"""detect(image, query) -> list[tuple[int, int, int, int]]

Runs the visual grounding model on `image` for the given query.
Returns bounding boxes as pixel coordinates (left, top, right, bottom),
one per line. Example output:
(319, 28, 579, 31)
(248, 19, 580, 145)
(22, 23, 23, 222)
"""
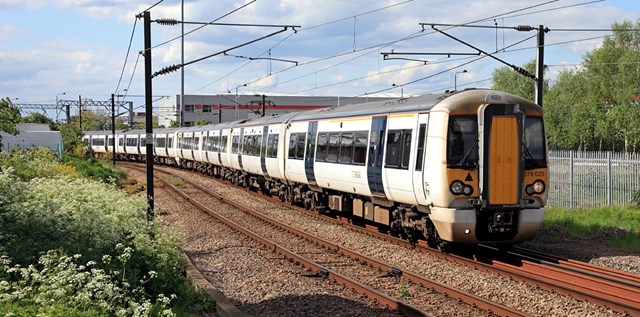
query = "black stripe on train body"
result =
(84, 89, 548, 248)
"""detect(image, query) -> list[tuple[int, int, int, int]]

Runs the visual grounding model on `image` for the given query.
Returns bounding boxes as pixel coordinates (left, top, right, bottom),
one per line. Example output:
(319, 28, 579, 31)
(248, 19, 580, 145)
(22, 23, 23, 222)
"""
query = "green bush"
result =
(63, 155, 125, 186)
(0, 169, 212, 315)
(0, 147, 78, 181)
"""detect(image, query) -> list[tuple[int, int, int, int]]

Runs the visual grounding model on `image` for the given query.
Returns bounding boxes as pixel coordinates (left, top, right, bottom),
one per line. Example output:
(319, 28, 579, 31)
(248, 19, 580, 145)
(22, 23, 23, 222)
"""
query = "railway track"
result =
(122, 162, 638, 316)
(475, 245, 640, 315)
(123, 163, 527, 317)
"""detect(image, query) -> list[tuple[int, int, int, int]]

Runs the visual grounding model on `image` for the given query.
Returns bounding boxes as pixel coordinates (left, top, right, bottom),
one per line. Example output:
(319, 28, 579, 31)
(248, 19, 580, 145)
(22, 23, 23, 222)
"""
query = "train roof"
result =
(83, 130, 126, 136)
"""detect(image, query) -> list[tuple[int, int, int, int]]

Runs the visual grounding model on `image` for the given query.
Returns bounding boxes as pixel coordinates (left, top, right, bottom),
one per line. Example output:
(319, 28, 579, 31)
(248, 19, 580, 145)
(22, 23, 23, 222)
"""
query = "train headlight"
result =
(450, 181, 465, 195)
(526, 180, 546, 195)
(533, 180, 545, 193)
(463, 185, 473, 196)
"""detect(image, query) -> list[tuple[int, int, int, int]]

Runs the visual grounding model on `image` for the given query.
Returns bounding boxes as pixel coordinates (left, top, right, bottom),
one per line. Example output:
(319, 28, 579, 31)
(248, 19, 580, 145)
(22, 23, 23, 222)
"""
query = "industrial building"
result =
(156, 93, 394, 127)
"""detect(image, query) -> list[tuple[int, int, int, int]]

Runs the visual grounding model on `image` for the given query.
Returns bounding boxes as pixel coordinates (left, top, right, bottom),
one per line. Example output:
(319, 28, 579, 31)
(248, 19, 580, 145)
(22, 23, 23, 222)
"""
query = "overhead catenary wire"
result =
(231, 0, 562, 96)
(150, 0, 258, 51)
(245, 1, 559, 96)
(191, 0, 419, 93)
(114, 19, 138, 95)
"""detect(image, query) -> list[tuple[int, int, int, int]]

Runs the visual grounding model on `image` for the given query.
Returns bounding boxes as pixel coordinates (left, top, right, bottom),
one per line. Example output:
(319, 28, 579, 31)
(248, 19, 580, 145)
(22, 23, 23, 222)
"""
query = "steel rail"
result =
(124, 164, 431, 317)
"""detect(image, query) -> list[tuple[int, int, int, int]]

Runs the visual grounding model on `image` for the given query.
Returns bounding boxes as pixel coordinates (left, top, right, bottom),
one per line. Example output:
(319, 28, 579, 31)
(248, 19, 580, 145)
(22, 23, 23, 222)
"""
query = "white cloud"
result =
(2, 0, 639, 107)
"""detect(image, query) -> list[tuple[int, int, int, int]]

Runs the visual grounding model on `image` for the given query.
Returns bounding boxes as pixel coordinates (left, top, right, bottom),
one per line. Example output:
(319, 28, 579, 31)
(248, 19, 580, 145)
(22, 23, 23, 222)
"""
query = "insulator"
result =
(156, 18, 178, 25)
(515, 25, 534, 32)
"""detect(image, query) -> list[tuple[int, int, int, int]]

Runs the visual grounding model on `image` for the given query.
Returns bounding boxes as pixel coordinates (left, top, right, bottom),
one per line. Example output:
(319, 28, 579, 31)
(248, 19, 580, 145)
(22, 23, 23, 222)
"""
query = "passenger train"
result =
(84, 89, 549, 248)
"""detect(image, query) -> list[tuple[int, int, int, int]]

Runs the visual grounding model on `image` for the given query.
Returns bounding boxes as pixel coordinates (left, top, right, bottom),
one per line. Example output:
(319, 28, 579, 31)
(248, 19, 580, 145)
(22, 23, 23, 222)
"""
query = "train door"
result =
(304, 121, 318, 185)
(367, 116, 387, 197)
(204, 130, 210, 162)
(238, 128, 244, 169)
(412, 113, 430, 206)
(260, 125, 269, 176)
(478, 104, 523, 207)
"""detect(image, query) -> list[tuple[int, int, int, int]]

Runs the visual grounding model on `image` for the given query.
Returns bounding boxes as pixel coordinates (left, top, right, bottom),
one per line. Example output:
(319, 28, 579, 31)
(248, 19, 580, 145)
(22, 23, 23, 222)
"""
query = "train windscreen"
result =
(447, 116, 478, 168)
(524, 116, 547, 168)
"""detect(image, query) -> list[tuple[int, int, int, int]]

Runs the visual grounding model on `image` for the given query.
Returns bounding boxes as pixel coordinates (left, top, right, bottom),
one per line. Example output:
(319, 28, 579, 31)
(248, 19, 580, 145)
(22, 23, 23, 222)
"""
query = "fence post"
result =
(607, 151, 612, 206)
(570, 150, 574, 209)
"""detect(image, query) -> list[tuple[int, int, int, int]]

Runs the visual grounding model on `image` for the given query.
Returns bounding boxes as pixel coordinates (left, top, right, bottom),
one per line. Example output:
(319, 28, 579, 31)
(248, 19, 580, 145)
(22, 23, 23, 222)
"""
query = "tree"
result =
(0, 97, 22, 151)
(20, 112, 56, 130)
(581, 20, 640, 152)
(195, 119, 210, 126)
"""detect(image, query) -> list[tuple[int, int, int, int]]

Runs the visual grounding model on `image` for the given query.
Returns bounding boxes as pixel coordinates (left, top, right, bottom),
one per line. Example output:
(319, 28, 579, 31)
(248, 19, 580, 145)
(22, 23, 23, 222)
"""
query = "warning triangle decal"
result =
(465, 173, 473, 181)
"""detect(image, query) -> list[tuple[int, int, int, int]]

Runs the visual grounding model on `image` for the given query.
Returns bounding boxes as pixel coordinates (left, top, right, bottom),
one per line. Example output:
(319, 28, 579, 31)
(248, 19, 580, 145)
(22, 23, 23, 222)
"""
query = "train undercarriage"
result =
(164, 158, 450, 249)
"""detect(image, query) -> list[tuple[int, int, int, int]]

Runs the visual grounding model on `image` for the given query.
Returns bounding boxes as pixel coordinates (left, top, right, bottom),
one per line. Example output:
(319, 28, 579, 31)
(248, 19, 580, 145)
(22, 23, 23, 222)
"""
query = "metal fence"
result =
(548, 150, 640, 209)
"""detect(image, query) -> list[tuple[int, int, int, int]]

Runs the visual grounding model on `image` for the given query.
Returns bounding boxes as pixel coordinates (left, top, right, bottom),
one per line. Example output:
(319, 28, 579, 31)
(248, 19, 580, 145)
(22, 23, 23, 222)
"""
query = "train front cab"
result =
(429, 95, 548, 244)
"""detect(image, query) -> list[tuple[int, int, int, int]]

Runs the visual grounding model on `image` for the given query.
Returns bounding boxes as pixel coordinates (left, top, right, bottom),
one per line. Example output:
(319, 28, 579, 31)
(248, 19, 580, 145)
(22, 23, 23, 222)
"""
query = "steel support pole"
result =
(111, 94, 116, 166)
(144, 11, 154, 222)
(535, 25, 545, 107)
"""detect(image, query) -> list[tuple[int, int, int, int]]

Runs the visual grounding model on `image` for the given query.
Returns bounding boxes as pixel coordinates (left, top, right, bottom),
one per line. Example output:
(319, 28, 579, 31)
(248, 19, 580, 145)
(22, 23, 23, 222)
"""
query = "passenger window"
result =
(267, 134, 278, 158)
(232, 135, 241, 154)
(316, 133, 327, 162)
(339, 133, 353, 163)
(327, 133, 340, 163)
(401, 130, 411, 168)
(353, 132, 368, 165)
(385, 129, 412, 170)
(288, 133, 306, 159)
(415, 124, 426, 171)
(220, 136, 228, 152)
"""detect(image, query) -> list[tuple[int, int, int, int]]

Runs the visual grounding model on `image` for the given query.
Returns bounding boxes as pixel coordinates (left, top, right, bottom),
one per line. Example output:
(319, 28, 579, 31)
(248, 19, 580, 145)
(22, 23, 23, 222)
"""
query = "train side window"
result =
(401, 130, 412, 168)
(326, 133, 340, 163)
(353, 131, 368, 165)
(339, 133, 354, 163)
(415, 124, 426, 171)
(126, 137, 137, 147)
(316, 133, 328, 161)
(156, 137, 166, 148)
(167, 137, 173, 148)
(384, 130, 402, 168)
(220, 135, 228, 152)
(288, 134, 298, 158)
(243, 135, 261, 156)
(232, 135, 241, 154)
(211, 136, 219, 151)
(266, 134, 278, 158)
(288, 133, 306, 159)
(385, 129, 412, 170)
(108, 137, 114, 146)
(255, 135, 262, 156)
(297, 134, 306, 159)
(194, 137, 200, 151)
(242, 135, 251, 155)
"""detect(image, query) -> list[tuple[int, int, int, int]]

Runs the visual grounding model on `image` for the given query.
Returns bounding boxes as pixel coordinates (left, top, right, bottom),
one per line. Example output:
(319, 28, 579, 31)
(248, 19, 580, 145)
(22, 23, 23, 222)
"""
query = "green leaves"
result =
(495, 20, 640, 152)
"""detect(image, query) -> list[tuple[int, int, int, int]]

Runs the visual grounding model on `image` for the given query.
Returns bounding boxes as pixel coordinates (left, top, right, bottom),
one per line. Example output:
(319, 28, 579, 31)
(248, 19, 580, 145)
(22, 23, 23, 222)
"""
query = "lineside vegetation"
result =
(0, 147, 213, 316)
(543, 206, 640, 253)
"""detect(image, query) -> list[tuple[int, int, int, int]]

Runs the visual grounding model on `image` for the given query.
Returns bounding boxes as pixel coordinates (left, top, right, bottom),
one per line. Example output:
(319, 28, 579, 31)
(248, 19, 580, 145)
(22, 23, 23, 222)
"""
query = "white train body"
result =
(85, 89, 549, 246)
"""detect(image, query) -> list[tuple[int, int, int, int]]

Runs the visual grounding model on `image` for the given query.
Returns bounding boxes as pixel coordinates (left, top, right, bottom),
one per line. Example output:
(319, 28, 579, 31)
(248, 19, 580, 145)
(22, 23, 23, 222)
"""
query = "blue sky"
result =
(1, 0, 638, 117)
